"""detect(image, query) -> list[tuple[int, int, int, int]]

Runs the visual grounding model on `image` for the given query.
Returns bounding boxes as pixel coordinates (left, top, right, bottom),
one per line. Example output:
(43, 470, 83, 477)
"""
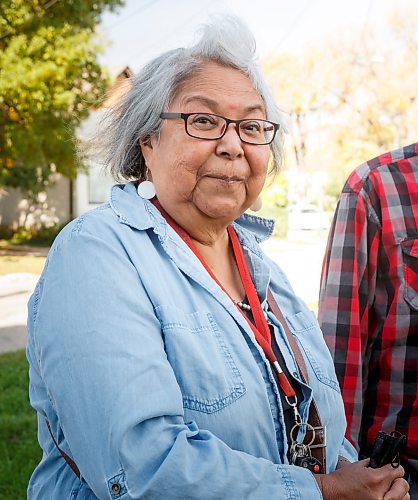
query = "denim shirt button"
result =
(111, 483, 122, 495)
(293, 371, 299, 379)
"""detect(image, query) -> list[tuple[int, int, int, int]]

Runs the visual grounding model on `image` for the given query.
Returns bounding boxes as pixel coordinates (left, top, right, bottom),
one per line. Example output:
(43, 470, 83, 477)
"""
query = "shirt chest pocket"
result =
(401, 238, 418, 310)
(286, 310, 341, 392)
(155, 305, 246, 414)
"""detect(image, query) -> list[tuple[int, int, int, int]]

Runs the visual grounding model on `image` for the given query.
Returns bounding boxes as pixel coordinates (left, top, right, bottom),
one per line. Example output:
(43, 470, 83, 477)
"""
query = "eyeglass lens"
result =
(186, 113, 275, 144)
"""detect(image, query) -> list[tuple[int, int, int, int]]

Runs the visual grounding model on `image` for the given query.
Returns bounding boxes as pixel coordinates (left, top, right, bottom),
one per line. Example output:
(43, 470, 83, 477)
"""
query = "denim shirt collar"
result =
(109, 182, 275, 254)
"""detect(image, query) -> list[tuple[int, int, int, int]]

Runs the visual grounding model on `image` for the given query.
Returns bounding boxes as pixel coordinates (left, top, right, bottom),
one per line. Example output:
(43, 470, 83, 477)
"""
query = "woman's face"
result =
(141, 62, 271, 224)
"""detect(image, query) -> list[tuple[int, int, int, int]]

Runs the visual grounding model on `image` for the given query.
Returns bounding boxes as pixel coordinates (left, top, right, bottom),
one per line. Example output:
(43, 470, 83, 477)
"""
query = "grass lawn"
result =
(0, 350, 41, 499)
(0, 255, 46, 275)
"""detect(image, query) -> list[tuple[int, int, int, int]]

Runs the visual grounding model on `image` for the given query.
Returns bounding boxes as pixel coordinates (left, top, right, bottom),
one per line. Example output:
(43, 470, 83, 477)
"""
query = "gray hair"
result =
(88, 15, 286, 181)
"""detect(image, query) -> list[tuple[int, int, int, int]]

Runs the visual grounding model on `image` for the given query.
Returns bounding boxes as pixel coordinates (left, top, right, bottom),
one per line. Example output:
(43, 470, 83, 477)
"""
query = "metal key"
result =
(289, 442, 309, 465)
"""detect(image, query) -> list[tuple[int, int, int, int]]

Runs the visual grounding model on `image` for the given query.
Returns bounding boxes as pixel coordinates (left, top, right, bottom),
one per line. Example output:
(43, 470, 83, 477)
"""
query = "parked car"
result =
(287, 204, 330, 231)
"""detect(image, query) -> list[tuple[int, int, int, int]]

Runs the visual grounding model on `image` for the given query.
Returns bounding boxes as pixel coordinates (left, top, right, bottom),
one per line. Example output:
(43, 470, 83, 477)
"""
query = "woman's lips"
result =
(204, 174, 244, 184)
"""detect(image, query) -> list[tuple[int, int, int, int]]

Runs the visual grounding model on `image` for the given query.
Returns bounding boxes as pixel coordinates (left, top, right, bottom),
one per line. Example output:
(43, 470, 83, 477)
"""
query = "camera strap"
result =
(45, 419, 81, 478)
(267, 290, 326, 473)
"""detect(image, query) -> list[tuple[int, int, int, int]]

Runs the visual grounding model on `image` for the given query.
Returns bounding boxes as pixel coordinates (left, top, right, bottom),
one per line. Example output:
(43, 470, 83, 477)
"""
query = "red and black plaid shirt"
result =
(318, 143, 418, 471)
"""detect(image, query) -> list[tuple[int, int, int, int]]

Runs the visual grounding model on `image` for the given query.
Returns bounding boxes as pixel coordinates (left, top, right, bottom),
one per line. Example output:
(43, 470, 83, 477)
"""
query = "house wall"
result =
(0, 175, 71, 228)
(75, 166, 113, 216)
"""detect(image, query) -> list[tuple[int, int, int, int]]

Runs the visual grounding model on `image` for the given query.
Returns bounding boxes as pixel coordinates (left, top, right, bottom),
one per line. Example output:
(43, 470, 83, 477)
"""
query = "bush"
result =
(9, 222, 69, 247)
(0, 225, 14, 240)
(256, 174, 289, 238)
(257, 205, 288, 238)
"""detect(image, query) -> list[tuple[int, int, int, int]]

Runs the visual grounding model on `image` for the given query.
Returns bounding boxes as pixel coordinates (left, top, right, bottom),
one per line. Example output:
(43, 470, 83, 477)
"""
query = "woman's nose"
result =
(215, 123, 244, 160)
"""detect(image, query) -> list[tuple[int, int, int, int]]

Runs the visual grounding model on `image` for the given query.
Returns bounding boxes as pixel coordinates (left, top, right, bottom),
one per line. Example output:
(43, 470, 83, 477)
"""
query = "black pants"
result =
(404, 464, 418, 499)
(409, 478, 417, 499)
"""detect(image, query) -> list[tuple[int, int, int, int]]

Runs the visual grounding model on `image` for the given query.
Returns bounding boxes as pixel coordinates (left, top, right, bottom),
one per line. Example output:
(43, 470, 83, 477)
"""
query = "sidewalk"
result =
(0, 244, 48, 353)
(0, 273, 39, 353)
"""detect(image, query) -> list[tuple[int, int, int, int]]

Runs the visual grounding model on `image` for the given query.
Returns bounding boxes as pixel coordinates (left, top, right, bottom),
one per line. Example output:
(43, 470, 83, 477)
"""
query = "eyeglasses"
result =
(160, 112, 279, 145)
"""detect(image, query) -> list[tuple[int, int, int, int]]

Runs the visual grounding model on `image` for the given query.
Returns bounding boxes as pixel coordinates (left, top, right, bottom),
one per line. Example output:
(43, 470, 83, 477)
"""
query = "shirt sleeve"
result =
(31, 224, 323, 500)
(338, 436, 358, 462)
(318, 190, 380, 451)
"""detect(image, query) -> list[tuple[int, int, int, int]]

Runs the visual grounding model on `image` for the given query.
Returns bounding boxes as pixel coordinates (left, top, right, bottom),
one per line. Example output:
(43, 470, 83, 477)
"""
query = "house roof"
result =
(103, 66, 134, 108)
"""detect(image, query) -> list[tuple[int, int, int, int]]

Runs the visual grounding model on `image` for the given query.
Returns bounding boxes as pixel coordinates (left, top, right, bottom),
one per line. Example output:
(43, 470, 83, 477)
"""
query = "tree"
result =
(0, 0, 123, 201)
(263, 49, 334, 205)
(263, 5, 418, 206)
(264, 49, 330, 174)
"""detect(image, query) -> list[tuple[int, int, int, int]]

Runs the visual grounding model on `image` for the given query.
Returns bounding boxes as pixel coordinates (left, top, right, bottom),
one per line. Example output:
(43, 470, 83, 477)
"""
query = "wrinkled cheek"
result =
(258, 159, 270, 180)
(166, 162, 199, 200)
(248, 172, 268, 197)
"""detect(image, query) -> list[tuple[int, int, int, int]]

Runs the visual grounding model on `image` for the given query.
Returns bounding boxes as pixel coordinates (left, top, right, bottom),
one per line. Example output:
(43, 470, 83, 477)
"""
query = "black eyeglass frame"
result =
(160, 112, 279, 145)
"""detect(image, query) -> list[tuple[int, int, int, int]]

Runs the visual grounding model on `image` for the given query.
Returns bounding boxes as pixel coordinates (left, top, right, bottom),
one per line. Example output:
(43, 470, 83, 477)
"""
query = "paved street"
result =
(0, 273, 39, 353)
(0, 231, 328, 353)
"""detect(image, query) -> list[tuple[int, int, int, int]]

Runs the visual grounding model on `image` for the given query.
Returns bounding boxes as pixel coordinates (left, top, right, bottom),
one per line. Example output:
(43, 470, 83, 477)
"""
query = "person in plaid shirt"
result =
(318, 143, 418, 495)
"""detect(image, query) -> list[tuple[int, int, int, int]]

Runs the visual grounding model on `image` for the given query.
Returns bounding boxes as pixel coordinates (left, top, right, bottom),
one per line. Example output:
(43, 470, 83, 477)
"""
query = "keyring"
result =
(289, 422, 316, 447)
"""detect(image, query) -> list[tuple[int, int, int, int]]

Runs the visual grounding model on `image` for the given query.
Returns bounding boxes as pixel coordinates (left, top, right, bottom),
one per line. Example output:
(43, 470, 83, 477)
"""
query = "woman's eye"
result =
(242, 121, 262, 133)
(191, 114, 217, 127)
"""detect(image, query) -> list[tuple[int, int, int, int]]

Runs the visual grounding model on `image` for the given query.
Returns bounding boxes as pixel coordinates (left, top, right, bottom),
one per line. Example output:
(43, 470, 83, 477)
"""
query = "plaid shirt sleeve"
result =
(318, 184, 381, 450)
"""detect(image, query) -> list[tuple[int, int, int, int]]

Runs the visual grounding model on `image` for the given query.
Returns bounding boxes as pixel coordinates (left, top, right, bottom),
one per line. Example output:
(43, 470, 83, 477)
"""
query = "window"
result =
(88, 163, 113, 204)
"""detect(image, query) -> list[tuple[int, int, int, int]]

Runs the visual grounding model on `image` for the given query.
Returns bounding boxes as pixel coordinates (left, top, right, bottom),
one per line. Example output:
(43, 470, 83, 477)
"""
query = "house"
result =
(0, 67, 133, 231)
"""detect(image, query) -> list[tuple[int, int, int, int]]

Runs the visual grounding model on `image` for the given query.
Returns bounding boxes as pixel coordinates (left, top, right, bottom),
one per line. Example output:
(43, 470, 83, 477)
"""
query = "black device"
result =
(294, 455, 322, 473)
(369, 431, 406, 469)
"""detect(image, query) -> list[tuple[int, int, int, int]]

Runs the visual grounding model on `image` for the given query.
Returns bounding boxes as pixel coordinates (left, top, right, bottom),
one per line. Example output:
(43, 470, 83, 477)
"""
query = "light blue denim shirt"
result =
(27, 182, 356, 499)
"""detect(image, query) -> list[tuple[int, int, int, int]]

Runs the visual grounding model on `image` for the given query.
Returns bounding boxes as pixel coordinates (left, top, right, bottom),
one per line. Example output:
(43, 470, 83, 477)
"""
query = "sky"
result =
(98, 0, 413, 73)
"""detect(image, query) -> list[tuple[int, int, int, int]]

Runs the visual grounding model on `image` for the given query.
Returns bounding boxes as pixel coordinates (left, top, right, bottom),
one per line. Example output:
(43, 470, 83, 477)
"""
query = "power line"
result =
(265, 0, 312, 56)
(119, 1, 214, 67)
(105, 0, 158, 31)
(360, 0, 374, 41)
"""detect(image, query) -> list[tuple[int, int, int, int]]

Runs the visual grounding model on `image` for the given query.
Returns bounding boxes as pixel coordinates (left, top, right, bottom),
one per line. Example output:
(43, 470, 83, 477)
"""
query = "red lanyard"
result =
(152, 199, 297, 403)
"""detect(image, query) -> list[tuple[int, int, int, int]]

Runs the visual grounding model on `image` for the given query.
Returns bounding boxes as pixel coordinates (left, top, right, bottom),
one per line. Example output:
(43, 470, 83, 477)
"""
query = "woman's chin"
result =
(194, 197, 245, 221)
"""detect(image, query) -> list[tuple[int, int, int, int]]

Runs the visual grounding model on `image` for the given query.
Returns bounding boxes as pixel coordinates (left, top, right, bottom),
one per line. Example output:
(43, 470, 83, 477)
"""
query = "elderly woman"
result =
(27, 17, 409, 500)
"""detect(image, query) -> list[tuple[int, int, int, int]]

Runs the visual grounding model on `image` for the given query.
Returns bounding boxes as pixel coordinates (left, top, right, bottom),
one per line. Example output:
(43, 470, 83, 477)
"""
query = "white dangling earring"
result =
(249, 196, 262, 212)
(137, 169, 156, 200)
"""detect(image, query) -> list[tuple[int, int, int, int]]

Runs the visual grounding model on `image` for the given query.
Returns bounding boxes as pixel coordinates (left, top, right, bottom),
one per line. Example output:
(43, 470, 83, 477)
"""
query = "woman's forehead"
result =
(171, 62, 265, 115)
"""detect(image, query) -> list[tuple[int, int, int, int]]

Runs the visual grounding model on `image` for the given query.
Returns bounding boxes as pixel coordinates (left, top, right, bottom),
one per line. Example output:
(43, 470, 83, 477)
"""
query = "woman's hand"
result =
(336, 455, 351, 469)
(314, 459, 410, 500)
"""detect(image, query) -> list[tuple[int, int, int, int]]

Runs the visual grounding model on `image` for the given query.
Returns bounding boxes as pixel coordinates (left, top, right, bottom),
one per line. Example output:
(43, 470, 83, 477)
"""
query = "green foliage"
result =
(257, 174, 289, 238)
(0, 0, 123, 196)
(0, 350, 41, 499)
(262, 174, 288, 208)
(258, 205, 288, 239)
(0, 220, 68, 247)
(0, 224, 14, 240)
(8, 221, 68, 246)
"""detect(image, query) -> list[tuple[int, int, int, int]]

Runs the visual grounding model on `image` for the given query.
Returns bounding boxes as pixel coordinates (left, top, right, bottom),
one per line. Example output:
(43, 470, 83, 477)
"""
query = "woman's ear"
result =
(139, 135, 152, 149)
(139, 136, 154, 166)
(140, 131, 161, 174)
